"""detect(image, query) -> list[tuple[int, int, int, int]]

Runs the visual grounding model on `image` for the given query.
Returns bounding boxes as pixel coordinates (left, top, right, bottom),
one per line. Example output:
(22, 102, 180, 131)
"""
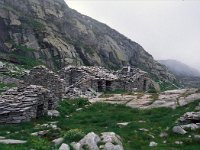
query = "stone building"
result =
(23, 65, 65, 99)
(59, 66, 155, 98)
(0, 85, 58, 123)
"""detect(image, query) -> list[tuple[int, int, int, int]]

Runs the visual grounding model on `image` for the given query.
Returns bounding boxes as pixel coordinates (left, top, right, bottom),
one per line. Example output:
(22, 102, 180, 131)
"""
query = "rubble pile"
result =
(0, 85, 58, 123)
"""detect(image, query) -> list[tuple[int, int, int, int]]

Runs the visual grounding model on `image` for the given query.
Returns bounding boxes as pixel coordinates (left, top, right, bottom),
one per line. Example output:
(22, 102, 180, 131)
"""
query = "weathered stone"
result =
(172, 126, 187, 135)
(59, 143, 70, 150)
(175, 141, 183, 145)
(48, 110, 60, 117)
(31, 130, 49, 136)
(0, 85, 58, 124)
(71, 142, 82, 150)
(0, 139, 27, 144)
(181, 123, 199, 131)
(79, 132, 100, 150)
(159, 132, 168, 138)
(52, 137, 64, 145)
(117, 122, 129, 127)
(149, 141, 158, 147)
(101, 132, 122, 146)
(104, 142, 124, 150)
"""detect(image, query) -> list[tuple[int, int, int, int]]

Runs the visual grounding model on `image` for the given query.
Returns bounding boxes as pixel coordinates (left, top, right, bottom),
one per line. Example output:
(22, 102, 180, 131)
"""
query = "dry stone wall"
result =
(0, 85, 58, 123)
(23, 66, 64, 99)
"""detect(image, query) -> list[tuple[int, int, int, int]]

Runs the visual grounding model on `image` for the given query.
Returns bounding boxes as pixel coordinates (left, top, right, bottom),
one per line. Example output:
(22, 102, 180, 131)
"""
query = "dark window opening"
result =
(106, 81, 112, 91)
(48, 100, 53, 110)
(98, 81, 103, 92)
(143, 80, 147, 91)
(36, 104, 44, 118)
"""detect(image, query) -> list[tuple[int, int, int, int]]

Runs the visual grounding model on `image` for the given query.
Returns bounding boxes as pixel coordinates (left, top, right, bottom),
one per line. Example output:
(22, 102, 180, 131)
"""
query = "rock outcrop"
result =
(0, 0, 176, 83)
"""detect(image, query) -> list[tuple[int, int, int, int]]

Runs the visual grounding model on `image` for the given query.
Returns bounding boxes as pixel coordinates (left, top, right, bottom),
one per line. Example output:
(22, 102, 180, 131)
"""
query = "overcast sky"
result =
(66, 0, 200, 71)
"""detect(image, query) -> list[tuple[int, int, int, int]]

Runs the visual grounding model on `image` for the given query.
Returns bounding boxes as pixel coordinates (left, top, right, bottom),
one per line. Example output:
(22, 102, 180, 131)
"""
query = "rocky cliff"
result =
(0, 0, 175, 82)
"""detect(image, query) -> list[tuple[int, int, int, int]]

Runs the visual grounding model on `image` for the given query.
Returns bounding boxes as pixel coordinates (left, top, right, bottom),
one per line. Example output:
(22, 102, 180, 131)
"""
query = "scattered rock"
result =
(181, 123, 199, 131)
(52, 137, 64, 145)
(139, 128, 149, 132)
(48, 110, 60, 118)
(172, 126, 187, 135)
(59, 143, 70, 150)
(159, 132, 168, 138)
(31, 130, 49, 136)
(76, 108, 83, 111)
(117, 122, 129, 127)
(175, 141, 183, 145)
(79, 132, 100, 150)
(71, 142, 82, 150)
(149, 141, 157, 147)
(0, 136, 5, 139)
(104, 142, 124, 150)
(101, 132, 122, 145)
(0, 139, 27, 144)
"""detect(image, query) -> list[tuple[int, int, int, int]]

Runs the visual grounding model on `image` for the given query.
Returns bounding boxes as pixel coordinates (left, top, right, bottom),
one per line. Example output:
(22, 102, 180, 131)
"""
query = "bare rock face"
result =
(0, 0, 176, 83)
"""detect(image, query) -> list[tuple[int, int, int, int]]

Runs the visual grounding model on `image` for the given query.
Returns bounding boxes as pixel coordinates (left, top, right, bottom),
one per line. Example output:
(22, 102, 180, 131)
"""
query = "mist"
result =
(66, 0, 200, 71)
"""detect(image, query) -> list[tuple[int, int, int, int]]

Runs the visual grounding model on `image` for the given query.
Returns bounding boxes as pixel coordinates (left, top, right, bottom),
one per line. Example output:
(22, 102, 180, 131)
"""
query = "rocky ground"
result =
(0, 96, 200, 149)
(90, 88, 200, 109)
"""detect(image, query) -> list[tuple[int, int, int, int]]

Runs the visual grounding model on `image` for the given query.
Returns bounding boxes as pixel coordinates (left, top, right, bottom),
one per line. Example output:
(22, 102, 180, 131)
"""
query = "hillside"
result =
(158, 59, 200, 88)
(158, 59, 200, 77)
(0, 0, 175, 82)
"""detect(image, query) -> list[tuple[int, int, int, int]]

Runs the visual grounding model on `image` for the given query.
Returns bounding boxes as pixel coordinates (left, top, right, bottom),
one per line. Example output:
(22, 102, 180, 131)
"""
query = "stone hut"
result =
(23, 66, 64, 99)
(0, 85, 58, 123)
(59, 66, 154, 98)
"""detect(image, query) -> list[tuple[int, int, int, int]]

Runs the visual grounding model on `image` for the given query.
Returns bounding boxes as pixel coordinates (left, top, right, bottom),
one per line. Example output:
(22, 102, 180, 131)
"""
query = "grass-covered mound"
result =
(0, 98, 200, 150)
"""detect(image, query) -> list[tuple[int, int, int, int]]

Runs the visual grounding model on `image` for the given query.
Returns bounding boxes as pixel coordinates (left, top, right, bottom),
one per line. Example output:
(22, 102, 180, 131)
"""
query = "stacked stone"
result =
(23, 65, 64, 99)
(0, 85, 58, 124)
(60, 65, 154, 98)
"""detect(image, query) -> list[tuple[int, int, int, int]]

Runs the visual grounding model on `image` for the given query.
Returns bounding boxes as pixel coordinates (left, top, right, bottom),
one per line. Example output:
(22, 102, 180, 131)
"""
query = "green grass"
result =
(15, 45, 35, 52)
(159, 81, 178, 92)
(0, 82, 16, 93)
(0, 98, 200, 149)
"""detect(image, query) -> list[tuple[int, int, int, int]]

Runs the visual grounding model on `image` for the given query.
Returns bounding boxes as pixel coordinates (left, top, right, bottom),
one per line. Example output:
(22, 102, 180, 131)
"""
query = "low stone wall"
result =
(0, 85, 58, 123)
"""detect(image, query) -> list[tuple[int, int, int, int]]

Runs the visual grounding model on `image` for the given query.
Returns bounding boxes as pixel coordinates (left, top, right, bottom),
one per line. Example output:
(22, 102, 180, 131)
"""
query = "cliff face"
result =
(0, 0, 175, 82)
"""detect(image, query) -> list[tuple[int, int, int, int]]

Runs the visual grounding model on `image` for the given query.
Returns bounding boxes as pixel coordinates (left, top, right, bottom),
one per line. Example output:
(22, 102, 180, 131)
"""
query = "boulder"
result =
(149, 141, 158, 147)
(52, 137, 64, 145)
(48, 110, 60, 117)
(104, 142, 124, 150)
(101, 132, 122, 145)
(172, 126, 187, 135)
(59, 143, 70, 150)
(79, 132, 101, 150)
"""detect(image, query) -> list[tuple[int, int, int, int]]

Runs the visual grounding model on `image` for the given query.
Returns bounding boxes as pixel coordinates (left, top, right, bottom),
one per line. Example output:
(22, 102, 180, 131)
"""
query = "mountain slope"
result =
(0, 0, 175, 82)
(158, 59, 200, 77)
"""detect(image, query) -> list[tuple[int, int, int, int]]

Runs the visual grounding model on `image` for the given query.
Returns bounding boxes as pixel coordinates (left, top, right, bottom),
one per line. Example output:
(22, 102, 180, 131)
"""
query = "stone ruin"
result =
(0, 85, 58, 123)
(23, 66, 65, 99)
(59, 66, 155, 98)
(0, 65, 157, 123)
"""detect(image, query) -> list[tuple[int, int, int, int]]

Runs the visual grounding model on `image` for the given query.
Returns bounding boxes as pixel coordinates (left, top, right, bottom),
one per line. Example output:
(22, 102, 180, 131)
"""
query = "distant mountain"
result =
(158, 59, 200, 77)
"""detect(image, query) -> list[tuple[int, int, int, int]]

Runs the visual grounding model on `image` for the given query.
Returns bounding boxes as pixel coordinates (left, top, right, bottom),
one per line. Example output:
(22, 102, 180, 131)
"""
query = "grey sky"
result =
(66, 0, 200, 71)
